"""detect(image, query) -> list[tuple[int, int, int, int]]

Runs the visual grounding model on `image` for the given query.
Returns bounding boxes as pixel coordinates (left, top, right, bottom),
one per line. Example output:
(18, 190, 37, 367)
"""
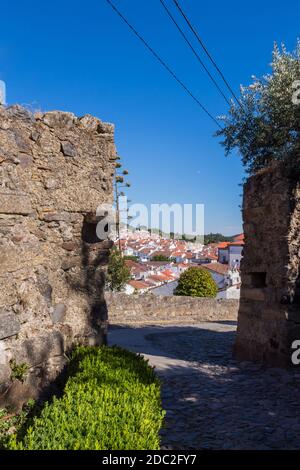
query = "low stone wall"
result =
(106, 293, 239, 325)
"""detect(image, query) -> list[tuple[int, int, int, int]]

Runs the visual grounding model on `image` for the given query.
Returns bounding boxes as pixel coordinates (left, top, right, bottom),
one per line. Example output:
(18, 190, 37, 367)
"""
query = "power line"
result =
(172, 0, 242, 108)
(104, 0, 222, 129)
(159, 0, 231, 107)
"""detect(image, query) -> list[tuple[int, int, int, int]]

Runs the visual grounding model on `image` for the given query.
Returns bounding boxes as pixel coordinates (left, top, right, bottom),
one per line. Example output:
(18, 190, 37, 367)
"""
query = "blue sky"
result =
(1, 0, 299, 235)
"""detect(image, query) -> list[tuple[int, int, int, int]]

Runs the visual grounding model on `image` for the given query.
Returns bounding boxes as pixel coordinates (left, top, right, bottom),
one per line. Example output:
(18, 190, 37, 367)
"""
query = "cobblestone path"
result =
(108, 323, 300, 450)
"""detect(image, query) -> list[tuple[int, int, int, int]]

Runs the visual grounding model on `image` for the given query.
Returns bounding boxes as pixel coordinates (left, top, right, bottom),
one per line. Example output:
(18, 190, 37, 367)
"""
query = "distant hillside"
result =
(122, 226, 235, 245)
(204, 233, 234, 245)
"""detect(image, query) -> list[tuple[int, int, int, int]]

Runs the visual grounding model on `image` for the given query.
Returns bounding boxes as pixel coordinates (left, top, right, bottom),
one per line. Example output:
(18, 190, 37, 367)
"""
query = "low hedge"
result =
(8, 346, 165, 450)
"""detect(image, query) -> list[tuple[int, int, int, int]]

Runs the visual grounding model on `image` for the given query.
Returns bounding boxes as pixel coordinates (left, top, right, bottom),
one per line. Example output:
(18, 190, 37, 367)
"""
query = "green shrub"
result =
(151, 255, 170, 262)
(0, 401, 35, 449)
(8, 346, 165, 450)
(174, 266, 218, 298)
(9, 359, 29, 383)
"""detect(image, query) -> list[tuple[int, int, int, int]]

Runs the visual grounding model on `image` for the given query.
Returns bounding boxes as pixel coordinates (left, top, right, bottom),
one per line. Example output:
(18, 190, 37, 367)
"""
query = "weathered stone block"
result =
(0, 193, 32, 215)
(30, 130, 40, 142)
(0, 246, 45, 274)
(51, 303, 67, 323)
(79, 114, 101, 132)
(62, 241, 78, 251)
(42, 211, 71, 222)
(44, 178, 59, 190)
(0, 340, 11, 385)
(16, 154, 33, 168)
(13, 332, 65, 367)
(61, 141, 77, 158)
(0, 312, 20, 339)
(42, 111, 76, 129)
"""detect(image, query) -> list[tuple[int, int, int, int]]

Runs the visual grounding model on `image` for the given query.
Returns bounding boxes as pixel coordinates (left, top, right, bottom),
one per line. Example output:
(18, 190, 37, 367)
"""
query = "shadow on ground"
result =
(108, 323, 300, 450)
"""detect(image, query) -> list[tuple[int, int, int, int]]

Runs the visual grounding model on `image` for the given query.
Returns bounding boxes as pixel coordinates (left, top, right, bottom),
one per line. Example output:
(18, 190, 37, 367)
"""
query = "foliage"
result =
(9, 360, 29, 383)
(204, 233, 234, 245)
(0, 400, 35, 449)
(106, 247, 131, 291)
(124, 255, 139, 262)
(174, 267, 218, 298)
(178, 234, 195, 242)
(151, 254, 170, 262)
(7, 346, 165, 450)
(216, 42, 300, 174)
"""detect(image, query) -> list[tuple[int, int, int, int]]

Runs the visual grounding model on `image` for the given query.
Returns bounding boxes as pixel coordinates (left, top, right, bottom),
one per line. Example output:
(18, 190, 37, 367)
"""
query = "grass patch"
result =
(6, 346, 165, 450)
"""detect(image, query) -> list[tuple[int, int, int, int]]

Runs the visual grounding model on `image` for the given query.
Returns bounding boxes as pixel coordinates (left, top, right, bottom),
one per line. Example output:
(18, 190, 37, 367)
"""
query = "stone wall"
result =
(106, 292, 239, 324)
(234, 163, 300, 367)
(0, 105, 115, 409)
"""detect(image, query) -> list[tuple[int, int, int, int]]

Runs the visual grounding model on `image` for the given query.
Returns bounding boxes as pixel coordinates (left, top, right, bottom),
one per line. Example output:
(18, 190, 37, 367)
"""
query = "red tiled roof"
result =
(171, 251, 184, 257)
(128, 280, 150, 290)
(145, 261, 171, 267)
(229, 241, 244, 247)
(125, 260, 148, 271)
(138, 247, 154, 254)
(161, 269, 176, 278)
(217, 242, 229, 249)
(147, 274, 165, 282)
(233, 233, 244, 242)
(202, 263, 229, 275)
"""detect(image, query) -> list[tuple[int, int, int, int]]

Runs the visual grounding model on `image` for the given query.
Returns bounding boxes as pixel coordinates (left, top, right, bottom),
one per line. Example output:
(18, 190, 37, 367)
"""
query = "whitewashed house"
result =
(123, 246, 135, 257)
(218, 245, 229, 264)
(202, 263, 241, 299)
(228, 243, 243, 269)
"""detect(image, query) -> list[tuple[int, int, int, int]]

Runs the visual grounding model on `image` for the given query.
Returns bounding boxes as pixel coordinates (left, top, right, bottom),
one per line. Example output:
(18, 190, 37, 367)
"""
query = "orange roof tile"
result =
(147, 274, 165, 282)
(217, 242, 229, 249)
(128, 280, 150, 290)
(125, 260, 148, 271)
(202, 263, 229, 275)
(233, 233, 244, 242)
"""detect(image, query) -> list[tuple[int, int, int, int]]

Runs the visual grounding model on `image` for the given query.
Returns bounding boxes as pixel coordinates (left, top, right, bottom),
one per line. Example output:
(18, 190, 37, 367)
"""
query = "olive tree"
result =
(216, 42, 300, 174)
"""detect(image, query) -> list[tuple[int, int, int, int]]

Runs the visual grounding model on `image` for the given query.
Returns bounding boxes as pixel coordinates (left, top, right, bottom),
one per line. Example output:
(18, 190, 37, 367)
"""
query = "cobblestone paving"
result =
(109, 323, 300, 450)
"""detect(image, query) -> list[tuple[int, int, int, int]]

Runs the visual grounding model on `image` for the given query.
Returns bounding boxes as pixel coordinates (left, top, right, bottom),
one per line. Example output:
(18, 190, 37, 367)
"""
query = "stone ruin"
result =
(0, 105, 115, 409)
(234, 163, 300, 367)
